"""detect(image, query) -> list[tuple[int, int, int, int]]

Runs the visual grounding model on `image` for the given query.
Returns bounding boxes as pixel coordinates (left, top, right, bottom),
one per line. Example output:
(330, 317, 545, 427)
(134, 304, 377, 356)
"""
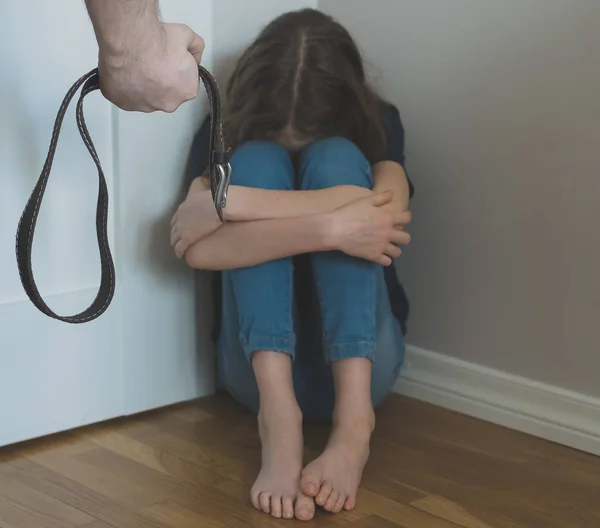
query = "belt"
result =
(15, 66, 231, 324)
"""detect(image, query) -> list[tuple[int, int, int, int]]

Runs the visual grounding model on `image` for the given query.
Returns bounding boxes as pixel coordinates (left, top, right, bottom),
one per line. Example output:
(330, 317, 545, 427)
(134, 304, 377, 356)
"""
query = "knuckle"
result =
(163, 101, 179, 113)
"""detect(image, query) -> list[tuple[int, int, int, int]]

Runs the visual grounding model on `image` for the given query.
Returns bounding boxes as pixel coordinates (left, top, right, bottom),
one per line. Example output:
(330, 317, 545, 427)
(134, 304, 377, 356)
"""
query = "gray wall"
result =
(321, 0, 600, 397)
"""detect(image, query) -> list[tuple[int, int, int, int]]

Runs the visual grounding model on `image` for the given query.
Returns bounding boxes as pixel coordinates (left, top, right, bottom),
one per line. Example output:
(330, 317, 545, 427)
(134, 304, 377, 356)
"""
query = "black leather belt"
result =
(15, 66, 231, 324)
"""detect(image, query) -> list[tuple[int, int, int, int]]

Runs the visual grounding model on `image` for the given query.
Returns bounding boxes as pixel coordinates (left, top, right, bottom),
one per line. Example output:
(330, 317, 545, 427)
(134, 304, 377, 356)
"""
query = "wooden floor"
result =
(1, 393, 599, 528)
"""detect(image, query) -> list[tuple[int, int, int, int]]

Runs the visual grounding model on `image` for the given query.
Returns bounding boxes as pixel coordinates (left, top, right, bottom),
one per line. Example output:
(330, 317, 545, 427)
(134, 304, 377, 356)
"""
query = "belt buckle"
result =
(213, 162, 232, 222)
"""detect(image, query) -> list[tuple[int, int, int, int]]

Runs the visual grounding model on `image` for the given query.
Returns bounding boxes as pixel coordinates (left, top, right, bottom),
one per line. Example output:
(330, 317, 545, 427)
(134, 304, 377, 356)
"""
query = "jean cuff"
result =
(242, 334, 296, 363)
(325, 341, 375, 364)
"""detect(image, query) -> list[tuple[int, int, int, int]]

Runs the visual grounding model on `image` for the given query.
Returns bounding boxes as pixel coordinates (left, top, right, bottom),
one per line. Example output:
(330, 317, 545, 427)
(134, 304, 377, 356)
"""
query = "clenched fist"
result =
(99, 23, 204, 113)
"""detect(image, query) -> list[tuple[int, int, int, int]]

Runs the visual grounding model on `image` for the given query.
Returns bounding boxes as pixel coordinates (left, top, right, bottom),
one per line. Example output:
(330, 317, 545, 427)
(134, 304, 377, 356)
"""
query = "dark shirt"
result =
(184, 100, 414, 340)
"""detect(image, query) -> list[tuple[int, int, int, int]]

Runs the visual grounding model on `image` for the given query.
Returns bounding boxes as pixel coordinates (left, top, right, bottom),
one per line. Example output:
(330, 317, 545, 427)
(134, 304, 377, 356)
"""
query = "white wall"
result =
(320, 0, 600, 397)
(116, 0, 215, 416)
(0, 0, 320, 447)
(0, 0, 121, 447)
(0, 0, 213, 446)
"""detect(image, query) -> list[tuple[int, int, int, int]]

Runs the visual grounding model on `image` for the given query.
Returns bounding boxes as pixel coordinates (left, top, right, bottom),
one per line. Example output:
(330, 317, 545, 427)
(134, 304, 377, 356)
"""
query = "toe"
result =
(315, 480, 333, 506)
(344, 496, 356, 511)
(324, 491, 339, 512)
(333, 494, 346, 513)
(259, 493, 271, 514)
(250, 489, 261, 510)
(300, 469, 321, 497)
(270, 495, 282, 518)
(282, 494, 294, 519)
(295, 493, 316, 521)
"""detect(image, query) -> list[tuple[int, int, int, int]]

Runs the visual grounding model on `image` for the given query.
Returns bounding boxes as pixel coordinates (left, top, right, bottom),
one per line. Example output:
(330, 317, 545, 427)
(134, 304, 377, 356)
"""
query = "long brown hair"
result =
(223, 9, 386, 163)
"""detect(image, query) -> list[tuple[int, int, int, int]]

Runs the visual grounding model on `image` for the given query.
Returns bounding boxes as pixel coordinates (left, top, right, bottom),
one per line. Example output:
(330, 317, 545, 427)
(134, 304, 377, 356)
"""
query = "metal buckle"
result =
(213, 162, 232, 222)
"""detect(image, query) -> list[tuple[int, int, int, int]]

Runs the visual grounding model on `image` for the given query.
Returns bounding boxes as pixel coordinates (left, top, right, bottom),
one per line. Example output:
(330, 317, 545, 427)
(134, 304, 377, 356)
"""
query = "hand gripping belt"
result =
(15, 66, 231, 324)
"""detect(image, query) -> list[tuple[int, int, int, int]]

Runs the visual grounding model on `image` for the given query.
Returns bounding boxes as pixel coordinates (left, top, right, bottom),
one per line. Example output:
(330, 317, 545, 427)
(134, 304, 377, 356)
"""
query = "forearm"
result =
(223, 184, 371, 222)
(372, 161, 410, 213)
(85, 0, 161, 56)
(185, 215, 333, 271)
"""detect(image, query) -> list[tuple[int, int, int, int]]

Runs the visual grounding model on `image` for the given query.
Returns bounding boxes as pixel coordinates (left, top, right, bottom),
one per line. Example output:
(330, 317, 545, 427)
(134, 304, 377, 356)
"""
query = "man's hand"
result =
(85, 0, 204, 112)
(324, 191, 412, 266)
(170, 189, 221, 258)
(99, 22, 204, 112)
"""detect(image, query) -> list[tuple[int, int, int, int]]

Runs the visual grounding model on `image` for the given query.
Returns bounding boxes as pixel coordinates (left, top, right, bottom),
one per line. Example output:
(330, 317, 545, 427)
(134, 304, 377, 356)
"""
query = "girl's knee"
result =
(231, 141, 294, 190)
(300, 137, 372, 190)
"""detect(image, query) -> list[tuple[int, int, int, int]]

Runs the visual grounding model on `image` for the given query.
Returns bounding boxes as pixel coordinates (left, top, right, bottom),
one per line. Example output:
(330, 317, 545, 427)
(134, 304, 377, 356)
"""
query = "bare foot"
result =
(301, 407, 374, 513)
(250, 400, 315, 521)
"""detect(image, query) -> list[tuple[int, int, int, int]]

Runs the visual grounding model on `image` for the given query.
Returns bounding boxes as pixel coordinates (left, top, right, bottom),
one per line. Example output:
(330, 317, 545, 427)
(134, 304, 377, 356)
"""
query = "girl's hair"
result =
(223, 8, 385, 163)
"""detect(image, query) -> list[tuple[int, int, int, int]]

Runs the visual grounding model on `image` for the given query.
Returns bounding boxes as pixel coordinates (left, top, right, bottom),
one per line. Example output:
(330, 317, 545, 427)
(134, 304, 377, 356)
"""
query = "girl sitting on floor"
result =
(170, 8, 414, 522)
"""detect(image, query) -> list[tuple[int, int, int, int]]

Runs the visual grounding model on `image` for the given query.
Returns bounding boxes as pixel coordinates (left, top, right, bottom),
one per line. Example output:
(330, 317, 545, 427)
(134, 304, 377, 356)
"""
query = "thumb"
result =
(187, 29, 205, 63)
(370, 189, 393, 207)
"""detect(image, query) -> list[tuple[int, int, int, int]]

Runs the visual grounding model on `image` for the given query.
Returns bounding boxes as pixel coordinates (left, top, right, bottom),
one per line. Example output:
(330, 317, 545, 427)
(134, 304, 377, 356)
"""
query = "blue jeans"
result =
(217, 138, 405, 422)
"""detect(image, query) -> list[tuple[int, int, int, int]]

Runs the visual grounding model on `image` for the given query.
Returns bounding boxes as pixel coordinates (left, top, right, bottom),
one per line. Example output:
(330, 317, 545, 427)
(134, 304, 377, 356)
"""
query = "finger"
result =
(378, 254, 392, 266)
(390, 230, 411, 246)
(174, 239, 189, 259)
(386, 243, 402, 259)
(187, 28, 206, 63)
(170, 229, 180, 249)
(393, 210, 412, 225)
(370, 189, 393, 206)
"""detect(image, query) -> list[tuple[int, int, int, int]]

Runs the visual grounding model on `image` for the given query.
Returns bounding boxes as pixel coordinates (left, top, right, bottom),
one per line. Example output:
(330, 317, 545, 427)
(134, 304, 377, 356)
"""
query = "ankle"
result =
(332, 403, 375, 436)
(259, 398, 302, 426)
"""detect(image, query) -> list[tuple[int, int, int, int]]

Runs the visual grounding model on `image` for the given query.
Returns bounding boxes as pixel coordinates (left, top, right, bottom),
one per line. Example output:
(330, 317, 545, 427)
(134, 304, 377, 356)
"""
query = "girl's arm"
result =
(176, 166, 411, 270)
(219, 183, 371, 221)
(184, 192, 411, 270)
(184, 214, 332, 270)
(170, 176, 372, 258)
(372, 161, 411, 214)
(198, 160, 409, 222)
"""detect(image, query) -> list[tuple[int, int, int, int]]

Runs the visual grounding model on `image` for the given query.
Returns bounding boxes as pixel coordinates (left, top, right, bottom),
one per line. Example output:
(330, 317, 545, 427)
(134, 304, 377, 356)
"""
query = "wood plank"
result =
(0, 476, 94, 527)
(411, 495, 496, 528)
(6, 459, 171, 528)
(1, 393, 599, 527)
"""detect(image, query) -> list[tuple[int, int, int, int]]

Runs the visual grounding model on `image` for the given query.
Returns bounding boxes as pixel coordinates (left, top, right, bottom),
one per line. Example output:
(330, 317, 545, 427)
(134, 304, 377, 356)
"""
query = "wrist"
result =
(100, 23, 163, 65)
(318, 212, 340, 251)
(88, 0, 162, 59)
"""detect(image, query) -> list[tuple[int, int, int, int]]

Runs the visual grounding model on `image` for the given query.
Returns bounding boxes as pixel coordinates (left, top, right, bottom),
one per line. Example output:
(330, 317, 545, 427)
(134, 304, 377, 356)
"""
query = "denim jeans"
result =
(217, 137, 405, 422)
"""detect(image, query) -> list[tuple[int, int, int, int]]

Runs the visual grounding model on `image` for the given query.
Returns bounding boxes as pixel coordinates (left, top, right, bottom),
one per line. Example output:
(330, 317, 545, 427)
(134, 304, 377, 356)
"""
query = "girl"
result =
(170, 8, 414, 522)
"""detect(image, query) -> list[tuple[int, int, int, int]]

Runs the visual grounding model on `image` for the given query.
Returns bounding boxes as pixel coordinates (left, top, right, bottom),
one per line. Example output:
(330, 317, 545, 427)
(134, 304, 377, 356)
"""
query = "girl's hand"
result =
(170, 189, 221, 258)
(326, 191, 412, 266)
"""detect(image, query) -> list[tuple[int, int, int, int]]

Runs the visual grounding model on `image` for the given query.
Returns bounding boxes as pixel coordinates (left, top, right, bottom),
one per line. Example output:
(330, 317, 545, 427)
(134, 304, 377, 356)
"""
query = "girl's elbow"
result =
(184, 247, 212, 270)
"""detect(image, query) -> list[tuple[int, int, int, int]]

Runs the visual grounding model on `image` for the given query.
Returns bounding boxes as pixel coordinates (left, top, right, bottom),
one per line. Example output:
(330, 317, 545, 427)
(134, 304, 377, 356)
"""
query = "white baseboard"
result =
(394, 345, 600, 456)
